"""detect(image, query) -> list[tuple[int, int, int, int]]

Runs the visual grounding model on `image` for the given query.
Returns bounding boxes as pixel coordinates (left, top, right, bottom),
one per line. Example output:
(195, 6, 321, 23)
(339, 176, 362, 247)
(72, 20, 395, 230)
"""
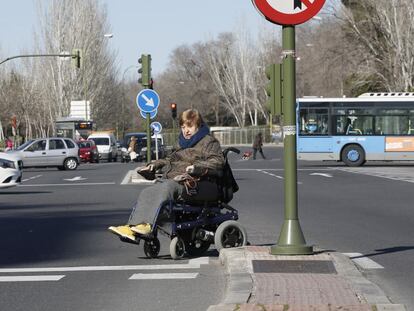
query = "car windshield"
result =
(78, 141, 91, 148)
(16, 140, 34, 151)
(90, 138, 109, 145)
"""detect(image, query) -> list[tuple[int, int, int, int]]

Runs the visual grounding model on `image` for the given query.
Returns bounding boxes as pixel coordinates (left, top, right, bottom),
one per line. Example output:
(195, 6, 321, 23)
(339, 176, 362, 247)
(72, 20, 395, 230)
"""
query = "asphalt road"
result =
(1, 147, 414, 310)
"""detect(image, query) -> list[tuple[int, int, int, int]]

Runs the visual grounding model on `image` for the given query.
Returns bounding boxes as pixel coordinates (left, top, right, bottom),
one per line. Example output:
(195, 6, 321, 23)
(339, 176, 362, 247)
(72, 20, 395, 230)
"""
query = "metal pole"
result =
(146, 113, 151, 162)
(271, 25, 313, 255)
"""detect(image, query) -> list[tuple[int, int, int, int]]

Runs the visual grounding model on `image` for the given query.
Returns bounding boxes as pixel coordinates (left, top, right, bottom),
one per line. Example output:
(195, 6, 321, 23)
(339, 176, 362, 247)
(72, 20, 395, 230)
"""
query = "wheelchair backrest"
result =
(220, 147, 240, 203)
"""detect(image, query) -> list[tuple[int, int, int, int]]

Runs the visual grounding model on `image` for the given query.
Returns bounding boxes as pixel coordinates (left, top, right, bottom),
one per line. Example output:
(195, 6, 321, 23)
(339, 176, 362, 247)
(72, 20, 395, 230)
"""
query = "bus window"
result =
(299, 109, 328, 135)
(375, 115, 409, 135)
(335, 116, 374, 135)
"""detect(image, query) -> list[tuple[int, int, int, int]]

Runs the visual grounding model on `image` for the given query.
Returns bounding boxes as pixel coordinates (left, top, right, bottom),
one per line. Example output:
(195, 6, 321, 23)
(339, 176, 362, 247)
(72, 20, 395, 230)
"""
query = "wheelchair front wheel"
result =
(143, 238, 160, 258)
(214, 220, 247, 252)
(170, 236, 186, 260)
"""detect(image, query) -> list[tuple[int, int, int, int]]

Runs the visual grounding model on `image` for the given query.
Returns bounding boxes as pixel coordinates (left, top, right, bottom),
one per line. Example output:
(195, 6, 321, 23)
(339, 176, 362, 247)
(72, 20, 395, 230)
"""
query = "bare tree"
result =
(339, 0, 414, 92)
(34, 0, 118, 131)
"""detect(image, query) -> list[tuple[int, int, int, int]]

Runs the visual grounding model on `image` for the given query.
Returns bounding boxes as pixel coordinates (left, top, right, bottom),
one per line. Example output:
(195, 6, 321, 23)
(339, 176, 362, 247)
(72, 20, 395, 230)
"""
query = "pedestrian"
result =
(5, 138, 13, 151)
(128, 136, 138, 162)
(252, 132, 266, 160)
(108, 109, 225, 242)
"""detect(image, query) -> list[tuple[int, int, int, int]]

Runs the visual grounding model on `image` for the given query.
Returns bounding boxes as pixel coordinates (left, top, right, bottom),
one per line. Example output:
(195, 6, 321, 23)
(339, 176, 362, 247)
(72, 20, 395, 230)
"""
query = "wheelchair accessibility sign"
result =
(252, 0, 325, 25)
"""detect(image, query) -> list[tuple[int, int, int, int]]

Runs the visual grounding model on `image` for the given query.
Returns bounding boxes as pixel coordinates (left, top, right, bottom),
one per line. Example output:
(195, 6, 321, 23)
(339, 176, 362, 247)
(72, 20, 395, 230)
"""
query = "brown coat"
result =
(152, 134, 224, 179)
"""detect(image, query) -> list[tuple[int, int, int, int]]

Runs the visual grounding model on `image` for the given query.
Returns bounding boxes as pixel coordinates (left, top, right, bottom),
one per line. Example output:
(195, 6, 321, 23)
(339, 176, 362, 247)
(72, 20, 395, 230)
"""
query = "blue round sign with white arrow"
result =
(136, 89, 160, 113)
(150, 121, 162, 134)
(140, 109, 157, 119)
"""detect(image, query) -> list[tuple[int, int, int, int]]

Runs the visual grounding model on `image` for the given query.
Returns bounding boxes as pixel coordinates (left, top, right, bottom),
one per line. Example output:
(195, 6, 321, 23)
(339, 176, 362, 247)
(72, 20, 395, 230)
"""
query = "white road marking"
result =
(129, 273, 198, 280)
(334, 167, 414, 184)
(19, 182, 116, 187)
(64, 176, 87, 181)
(310, 173, 333, 178)
(0, 257, 210, 273)
(343, 253, 384, 269)
(121, 170, 135, 185)
(0, 275, 65, 282)
(256, 169, 302, 184)
(233, 168, 335, 171)
(22, 174, 42, 182)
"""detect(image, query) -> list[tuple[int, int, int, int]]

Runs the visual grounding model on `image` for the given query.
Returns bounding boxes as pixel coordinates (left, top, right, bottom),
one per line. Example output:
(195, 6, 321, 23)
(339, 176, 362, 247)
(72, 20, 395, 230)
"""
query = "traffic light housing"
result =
(138, 54, 151, 87)
(265, 63, 283, 116)
(71, 49, 83, 69)
(170, 103, 177, 119)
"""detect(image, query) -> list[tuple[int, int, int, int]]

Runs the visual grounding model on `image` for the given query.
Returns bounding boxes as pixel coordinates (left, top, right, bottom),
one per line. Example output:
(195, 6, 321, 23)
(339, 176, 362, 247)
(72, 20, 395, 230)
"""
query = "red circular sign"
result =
(252, 0, 326, 25)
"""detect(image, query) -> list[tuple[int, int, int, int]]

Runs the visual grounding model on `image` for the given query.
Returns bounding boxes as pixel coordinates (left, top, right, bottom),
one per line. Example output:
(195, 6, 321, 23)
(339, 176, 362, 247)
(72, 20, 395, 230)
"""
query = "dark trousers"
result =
(253, 147, 265, 159)
(128, 180, 184, 225)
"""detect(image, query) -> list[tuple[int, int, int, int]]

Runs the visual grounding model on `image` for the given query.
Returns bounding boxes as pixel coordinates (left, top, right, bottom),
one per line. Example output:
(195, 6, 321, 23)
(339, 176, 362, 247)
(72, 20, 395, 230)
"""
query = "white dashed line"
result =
(0, 275, 65, 282)
(310, 173, 333, 178)
(19, 182, 116, 187)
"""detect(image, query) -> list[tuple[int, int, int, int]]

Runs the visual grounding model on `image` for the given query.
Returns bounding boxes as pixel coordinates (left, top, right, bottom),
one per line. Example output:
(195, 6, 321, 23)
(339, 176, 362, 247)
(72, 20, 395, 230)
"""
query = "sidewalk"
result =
(208, 246, 406, 311)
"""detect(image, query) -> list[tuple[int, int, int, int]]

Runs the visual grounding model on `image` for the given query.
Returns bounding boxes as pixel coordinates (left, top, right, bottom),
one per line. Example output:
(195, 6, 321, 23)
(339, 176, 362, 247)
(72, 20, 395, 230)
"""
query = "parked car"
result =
(0, 152, 22, 189)
(77, 140, 99, 163)
(139, 137, 166, 161)
(120, 132, 146, 163)
(8, 137, 80, 170)
(87, 132, 118, 162)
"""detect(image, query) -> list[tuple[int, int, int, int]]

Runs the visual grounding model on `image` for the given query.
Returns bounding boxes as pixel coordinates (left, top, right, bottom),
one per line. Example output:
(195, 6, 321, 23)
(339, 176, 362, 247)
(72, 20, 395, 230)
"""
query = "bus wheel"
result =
(342, 144, 365, 167)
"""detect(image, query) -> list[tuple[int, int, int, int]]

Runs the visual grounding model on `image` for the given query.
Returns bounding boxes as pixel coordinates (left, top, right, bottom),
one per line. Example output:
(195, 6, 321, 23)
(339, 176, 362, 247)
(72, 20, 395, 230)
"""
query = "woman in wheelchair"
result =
(108, 109, 225, 242)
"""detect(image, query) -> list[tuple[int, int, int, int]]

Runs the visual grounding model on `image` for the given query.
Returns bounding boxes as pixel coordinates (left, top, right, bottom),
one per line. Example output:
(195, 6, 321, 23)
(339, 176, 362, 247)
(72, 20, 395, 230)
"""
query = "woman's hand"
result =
(138, 164, 155, 172)
(185, 165, 195, 174)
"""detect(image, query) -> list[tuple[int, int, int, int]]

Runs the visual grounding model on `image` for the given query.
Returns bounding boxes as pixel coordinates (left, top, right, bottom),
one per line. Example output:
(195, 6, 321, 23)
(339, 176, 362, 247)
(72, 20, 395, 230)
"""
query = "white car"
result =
(0, 152, 23, 189)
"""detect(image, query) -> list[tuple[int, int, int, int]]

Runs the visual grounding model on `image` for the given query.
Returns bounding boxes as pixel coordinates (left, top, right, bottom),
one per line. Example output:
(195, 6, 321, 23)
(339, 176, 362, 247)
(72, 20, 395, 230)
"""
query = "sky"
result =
(0, 0, 270, 78)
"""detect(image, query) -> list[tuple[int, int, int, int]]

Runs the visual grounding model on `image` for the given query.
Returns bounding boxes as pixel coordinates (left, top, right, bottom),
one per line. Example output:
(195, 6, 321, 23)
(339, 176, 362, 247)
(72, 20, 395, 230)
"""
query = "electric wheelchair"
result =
(132, 147, 248, 260)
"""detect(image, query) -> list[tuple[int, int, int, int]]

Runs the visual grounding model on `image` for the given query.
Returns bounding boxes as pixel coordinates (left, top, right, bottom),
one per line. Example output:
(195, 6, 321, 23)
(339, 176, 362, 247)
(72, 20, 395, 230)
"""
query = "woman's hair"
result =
(179, 109, 203, 128)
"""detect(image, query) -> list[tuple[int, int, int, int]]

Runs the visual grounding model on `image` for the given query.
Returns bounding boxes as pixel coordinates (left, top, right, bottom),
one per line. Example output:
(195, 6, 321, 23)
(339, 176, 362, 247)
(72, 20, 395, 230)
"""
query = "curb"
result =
(207, 247, 406, 311)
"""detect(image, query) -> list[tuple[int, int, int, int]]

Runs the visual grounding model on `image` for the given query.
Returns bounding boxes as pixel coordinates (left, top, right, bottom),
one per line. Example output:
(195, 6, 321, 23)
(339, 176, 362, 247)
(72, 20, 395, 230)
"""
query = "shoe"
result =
(131, 223, 152, 235)
(108, 225, 136, 242)
(137, 169, 156, 180)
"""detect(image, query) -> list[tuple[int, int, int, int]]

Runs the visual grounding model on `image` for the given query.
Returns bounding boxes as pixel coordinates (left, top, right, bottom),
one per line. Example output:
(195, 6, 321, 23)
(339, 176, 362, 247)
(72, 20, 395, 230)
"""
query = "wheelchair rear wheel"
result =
(143, 238, 160, 258)
(170, 236, 186, 260)
(214, 220, 247, 251)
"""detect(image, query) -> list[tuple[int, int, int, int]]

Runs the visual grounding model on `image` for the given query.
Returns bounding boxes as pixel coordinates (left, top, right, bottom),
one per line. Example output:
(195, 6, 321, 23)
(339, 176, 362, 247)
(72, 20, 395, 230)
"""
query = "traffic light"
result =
(138, 54, 151, 87)
(265, 63, 283, 116)
(71, 49, 83, 69)
(170, 103, 177, 119)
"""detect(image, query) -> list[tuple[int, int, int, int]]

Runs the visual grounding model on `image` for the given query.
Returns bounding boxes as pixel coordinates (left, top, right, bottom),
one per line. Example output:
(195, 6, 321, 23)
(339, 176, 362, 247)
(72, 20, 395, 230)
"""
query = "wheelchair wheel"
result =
(170, 237, 186, 260)
(186, 240, 211, 257)
(143, 238, 160, 258)
(214, 220, 248, 251)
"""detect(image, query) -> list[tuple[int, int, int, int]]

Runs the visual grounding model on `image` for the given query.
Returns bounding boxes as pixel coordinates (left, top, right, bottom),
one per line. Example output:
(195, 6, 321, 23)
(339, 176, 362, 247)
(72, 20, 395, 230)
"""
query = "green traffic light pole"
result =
(146, 113, 152, 163)
(270, 25, 313, 255)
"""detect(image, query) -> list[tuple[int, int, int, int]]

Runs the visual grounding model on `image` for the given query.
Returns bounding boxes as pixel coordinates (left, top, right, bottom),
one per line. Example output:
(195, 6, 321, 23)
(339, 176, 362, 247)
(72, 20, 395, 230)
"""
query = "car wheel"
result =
(64, 158, 78, 170)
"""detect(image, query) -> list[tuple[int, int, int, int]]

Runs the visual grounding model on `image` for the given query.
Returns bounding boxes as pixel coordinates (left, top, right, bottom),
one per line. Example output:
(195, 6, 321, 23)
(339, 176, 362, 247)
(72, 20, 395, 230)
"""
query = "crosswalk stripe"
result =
(343, 253, 384, 269)
(0, 257, 210, 273)
(0, 275, 65, 282)
(129, 273, 198, 280)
